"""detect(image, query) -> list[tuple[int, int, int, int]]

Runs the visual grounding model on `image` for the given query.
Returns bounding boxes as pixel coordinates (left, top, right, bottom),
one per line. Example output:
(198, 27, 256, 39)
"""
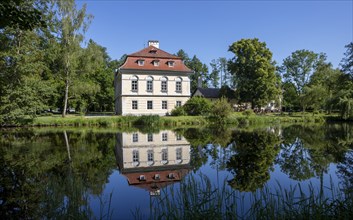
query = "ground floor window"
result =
(162, 101, 167, 109)
(132, 100, 138, 109)
(176, 101, 182, 107)
(147, 100, 153, 109)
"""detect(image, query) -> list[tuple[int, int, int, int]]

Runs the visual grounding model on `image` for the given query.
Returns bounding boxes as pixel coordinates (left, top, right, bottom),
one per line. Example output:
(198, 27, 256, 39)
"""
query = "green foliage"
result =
(338, 97, 353, 120)
(281, 49, 327, 111)
(176, 49, 209, 92)
(228, 38, 280, 109)
(171, 106, 187, 116)
(183, 96, 212, 116)
(133, 115, 160, 126)
(227, 130, 281, 192)
(242, 109, 255, 117)
(0, 0, 47, 30)
(208, 97, 233, 124)
(341, 42, 353, 78)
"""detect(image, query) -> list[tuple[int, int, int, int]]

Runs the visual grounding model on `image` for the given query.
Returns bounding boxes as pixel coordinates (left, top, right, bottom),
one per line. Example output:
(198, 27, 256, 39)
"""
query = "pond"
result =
(1, 123, 353, 219)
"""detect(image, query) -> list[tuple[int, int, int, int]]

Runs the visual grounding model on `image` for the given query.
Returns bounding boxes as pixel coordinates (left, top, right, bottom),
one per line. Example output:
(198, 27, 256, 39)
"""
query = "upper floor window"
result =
(153, 60, 160, 66)
(147, 133, 153, 142)
(146, 76, 153, 92)
(176, 77, 182, 92)
(176, 148, 182, 161)
(162, 149, 168, 162)
(133, 150, 139, 162)
(147, 150, 154, 162)
(137, 59, 145, 66)
(162, 132, 168, 141)
(161, 77, 168, 92)
(168, 61, 175, 67)
(132, 149, 139, 167)
(131, 76, 138, 91)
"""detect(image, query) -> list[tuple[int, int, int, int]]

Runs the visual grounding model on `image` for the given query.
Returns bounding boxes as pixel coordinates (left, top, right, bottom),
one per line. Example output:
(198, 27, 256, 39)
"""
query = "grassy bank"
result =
(6, 112, 343, 128)
(32, 115, 207, 127)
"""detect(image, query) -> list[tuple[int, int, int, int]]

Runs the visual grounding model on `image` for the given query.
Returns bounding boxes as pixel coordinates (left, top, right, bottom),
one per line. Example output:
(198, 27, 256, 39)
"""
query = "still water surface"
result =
(1, 123, 353, 219)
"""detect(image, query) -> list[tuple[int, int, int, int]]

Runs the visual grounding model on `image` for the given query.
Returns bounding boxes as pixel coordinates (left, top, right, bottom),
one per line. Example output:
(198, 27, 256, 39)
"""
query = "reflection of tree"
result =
(0, 130, 116, 219)
(227, 130, 280, 192)
(336, 123, 353, 192)
(277, 124, 350, 181)
(182, 126, 233, 171)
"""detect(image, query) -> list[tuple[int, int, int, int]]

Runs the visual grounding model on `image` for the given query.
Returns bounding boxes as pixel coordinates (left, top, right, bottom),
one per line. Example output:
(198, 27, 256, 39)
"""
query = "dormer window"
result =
(168, 61, 175, 67)
(153, 60, 160, 66)
(149, 49, 157, 54)
(137, 59, 145, 66)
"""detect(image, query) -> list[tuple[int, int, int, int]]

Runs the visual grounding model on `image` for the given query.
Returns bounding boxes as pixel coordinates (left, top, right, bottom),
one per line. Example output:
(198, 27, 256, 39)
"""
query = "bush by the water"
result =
(133, 115, 160, 126)
(179, 96, 212, 116)
(208, 97, 233, 124)
(171, 106, 187, 116)
(242, 109, 255, 117)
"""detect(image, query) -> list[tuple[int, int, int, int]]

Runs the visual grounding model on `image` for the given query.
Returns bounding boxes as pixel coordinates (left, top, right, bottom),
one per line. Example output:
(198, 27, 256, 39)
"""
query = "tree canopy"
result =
(228, 38, 280, 109)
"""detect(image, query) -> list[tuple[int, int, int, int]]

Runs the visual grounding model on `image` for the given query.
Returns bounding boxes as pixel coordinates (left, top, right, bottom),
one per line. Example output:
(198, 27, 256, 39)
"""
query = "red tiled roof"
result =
(129, 45, 179, 59)
(122, 169, 190, 192)
(119, 46, 193, 72)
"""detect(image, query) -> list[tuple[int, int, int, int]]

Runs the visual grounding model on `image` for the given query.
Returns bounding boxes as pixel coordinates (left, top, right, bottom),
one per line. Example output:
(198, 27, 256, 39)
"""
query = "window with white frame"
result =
(162, 149, 168, 161)
(133, 150, 139, 162)
(132, 133, 138, 142)
(147, 133, 153, 142)
(147, 150, 154, 162)
(138, 59, 144, 66)
(131, 76, 138, 91)
(153, 60, 160, 66)
(168, 61, 175, 67)
(146, 76, 153, 92)
(147, 101, 153, 109)
(176, 134, 182, 140)
(161, 77, 168, 92)
(176, 77, 182, 92)
(132, 100, 138, 110)
(176, 148, 182, 160)
(162, 101, 167, 110)
(176, 101, 182, 107)
(162, 132, 168, 141)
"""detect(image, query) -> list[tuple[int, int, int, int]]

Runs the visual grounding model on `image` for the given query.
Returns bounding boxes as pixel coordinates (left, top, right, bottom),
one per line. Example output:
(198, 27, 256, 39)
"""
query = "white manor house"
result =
(114, 41, 192, 115)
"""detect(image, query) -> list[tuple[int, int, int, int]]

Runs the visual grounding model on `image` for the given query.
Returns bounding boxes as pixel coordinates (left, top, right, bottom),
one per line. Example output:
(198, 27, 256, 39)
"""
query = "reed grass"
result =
(147, 173, 353, 220)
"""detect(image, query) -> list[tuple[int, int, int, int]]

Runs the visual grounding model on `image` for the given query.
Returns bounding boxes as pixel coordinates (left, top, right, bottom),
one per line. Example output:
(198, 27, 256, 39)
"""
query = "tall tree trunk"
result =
(62, 78, 69, 117)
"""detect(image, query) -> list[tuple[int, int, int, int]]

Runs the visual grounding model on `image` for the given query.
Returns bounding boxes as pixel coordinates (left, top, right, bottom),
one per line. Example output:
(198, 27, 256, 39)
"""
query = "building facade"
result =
(115, 41, 193, 115)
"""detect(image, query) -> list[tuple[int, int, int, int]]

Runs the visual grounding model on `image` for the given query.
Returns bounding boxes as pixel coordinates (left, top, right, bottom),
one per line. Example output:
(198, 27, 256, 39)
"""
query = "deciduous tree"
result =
(228, 38, 280, 109)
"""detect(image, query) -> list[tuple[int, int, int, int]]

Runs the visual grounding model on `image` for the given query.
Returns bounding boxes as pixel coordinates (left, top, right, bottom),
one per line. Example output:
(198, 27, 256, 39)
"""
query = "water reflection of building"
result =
(115, 130, 191, 195)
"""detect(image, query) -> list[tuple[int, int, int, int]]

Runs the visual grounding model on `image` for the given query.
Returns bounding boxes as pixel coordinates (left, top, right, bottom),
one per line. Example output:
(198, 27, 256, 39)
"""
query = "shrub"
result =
(208, 97, 233, 124)
(183, 97, 212, 116)
(171, 106, 186, 116)
(134, 115, 160, 126)
(242, 109, 255, 117)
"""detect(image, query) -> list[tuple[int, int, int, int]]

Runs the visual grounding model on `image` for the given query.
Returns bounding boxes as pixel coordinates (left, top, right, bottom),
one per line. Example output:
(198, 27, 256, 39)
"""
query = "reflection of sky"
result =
(89, 133, 343, 219)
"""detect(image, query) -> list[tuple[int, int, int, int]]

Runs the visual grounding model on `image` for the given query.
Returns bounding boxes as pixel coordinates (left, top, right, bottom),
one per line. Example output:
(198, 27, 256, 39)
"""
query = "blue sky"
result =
(78, 0, 352, 69)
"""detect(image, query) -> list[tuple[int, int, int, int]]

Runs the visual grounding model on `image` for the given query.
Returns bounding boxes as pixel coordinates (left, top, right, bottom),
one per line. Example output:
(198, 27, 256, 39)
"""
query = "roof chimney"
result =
(148, 40, 159, 48)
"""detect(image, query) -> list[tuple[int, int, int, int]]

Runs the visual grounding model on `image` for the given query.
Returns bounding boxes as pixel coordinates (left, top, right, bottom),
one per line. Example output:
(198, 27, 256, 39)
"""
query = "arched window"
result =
(176, 77, 182, 92)
(161, 77, 168, 92)
(146, 76, 153, 92)
(131, 76, 138, 91)
(132, 149, 139, 167)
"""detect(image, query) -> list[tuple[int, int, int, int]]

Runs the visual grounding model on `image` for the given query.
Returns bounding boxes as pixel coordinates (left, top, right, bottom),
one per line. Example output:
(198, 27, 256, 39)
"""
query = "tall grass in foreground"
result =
(145, 173, 353, 220)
